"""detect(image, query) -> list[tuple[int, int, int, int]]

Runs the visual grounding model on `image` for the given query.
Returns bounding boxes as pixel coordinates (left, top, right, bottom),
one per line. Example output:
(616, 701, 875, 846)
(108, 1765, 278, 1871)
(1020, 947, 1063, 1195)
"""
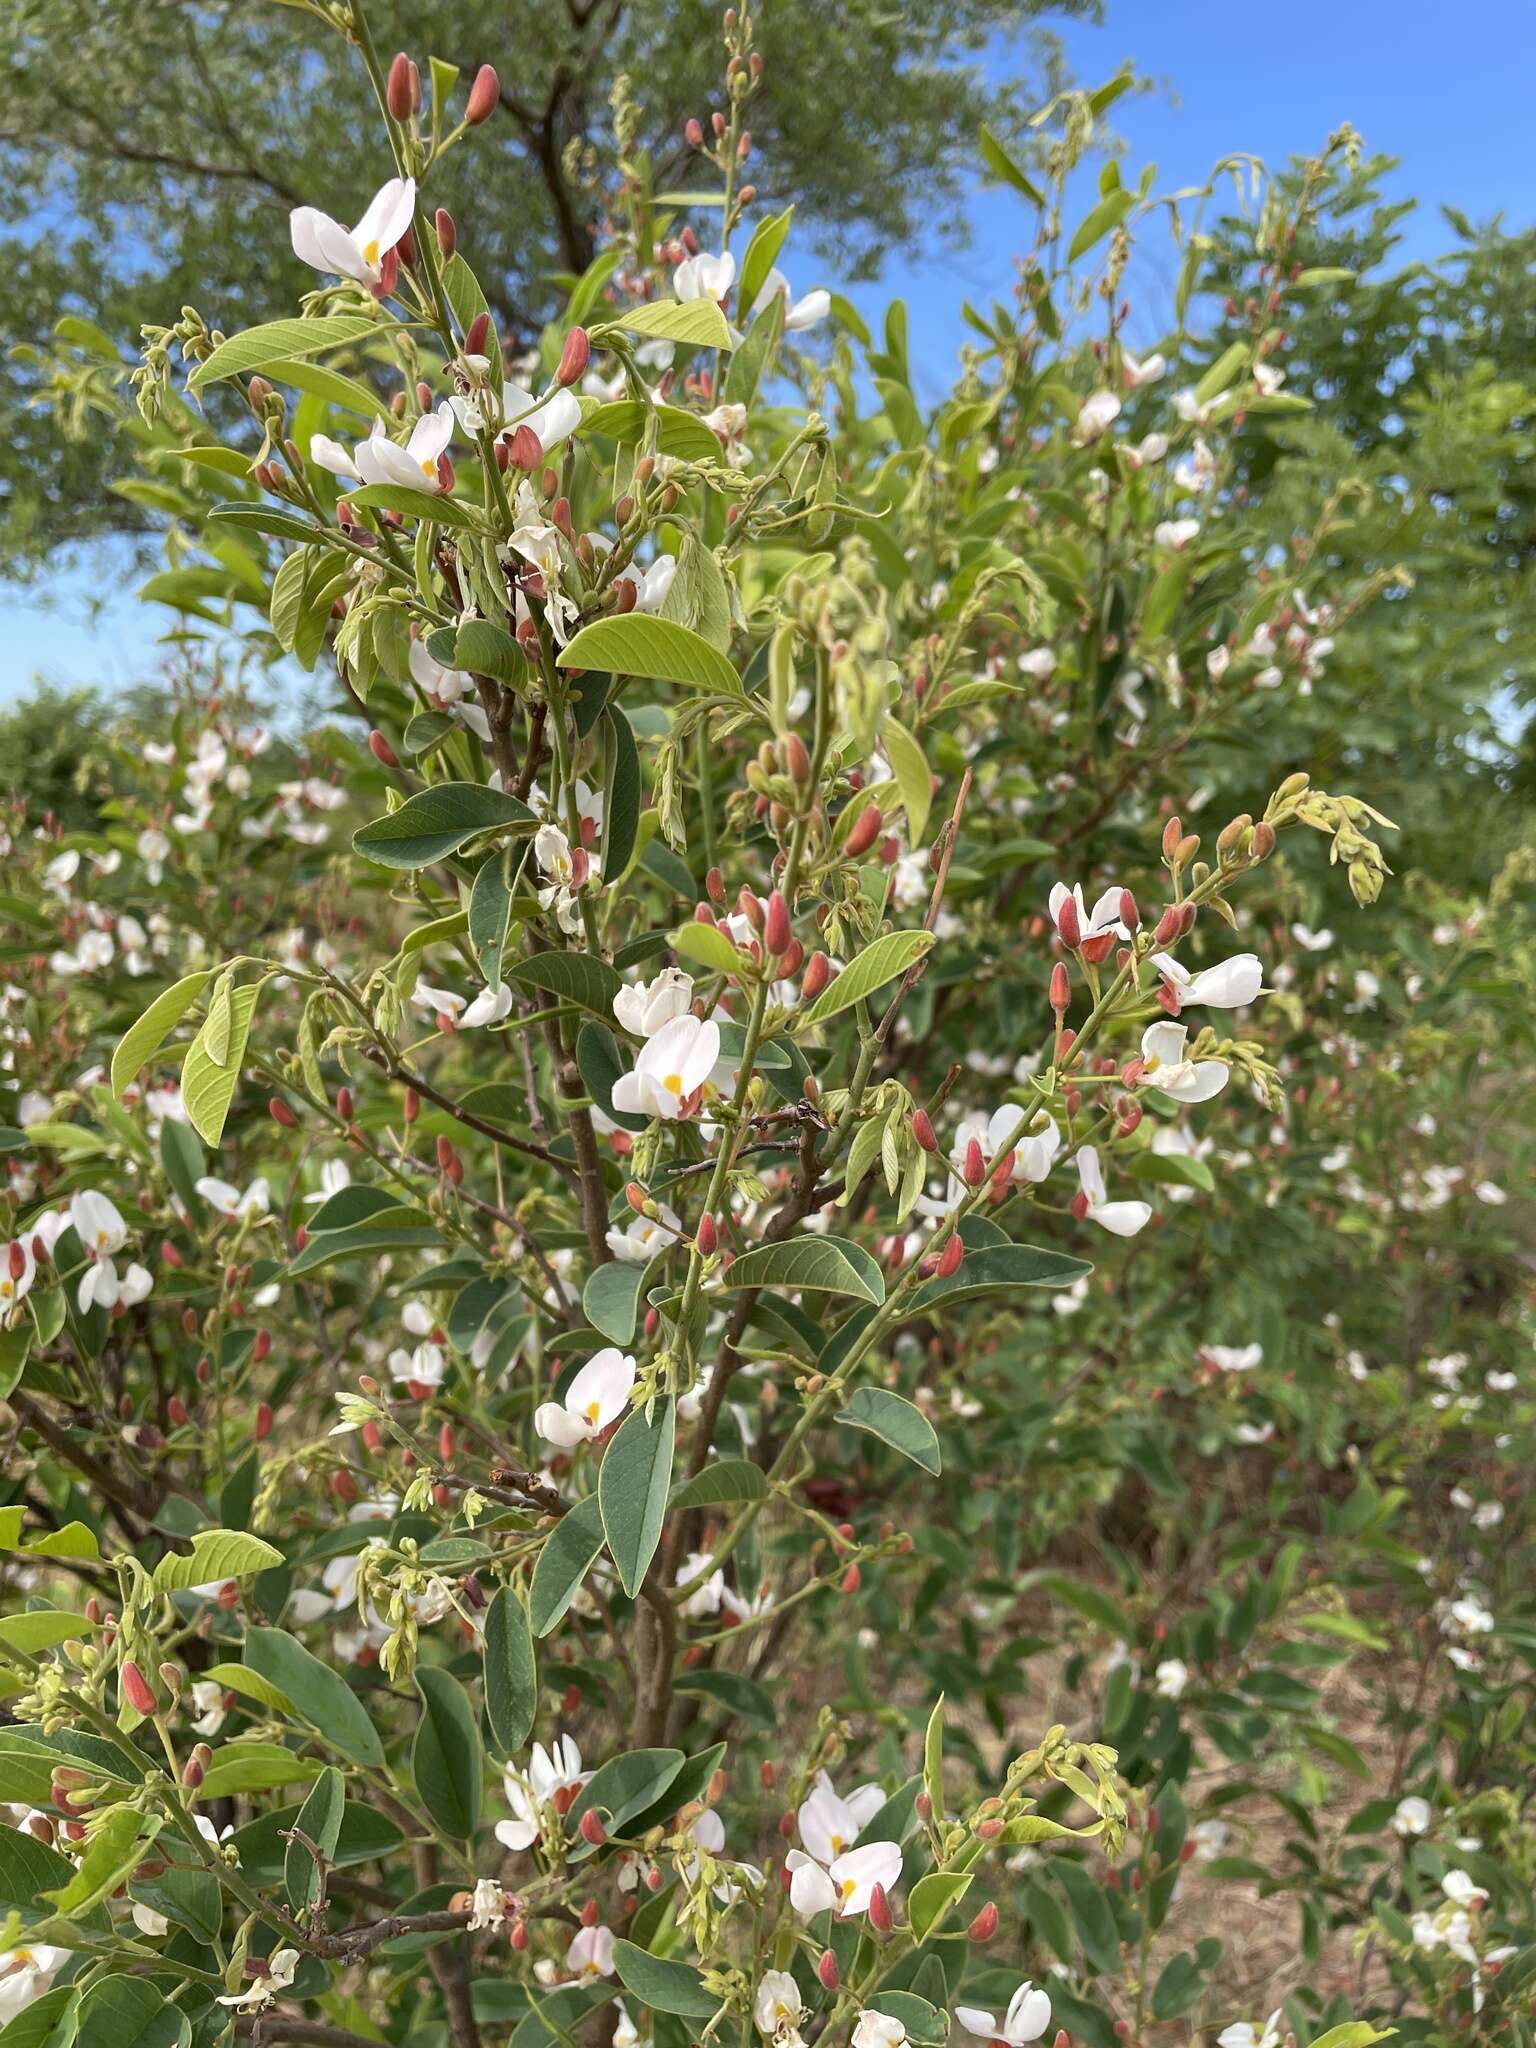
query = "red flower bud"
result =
(913, 1108, 938, 1154)
(686, 117, 704, 146)
(696, 1213, 718, 1257)
(579, 1809, 607, 1845)
(844, 802, 882, 857)
(1119, 888, 1139, 929)
(1055, 894, 1082, 949)
(801, 951, 834, 1002)
(817, 1951, 839, 1991)
(936, 1233, 964, 1279)
(764, 890, 791, 957)
(556, 327, 591, 387)
(869, 1881, 894, 1931)
(403, 1086, 420, 1123)
(507, 423, 543, 472)
(964, 1137, 985, 1187)
(1049, 960, 1071, 1013)
(369, 728, 399, 769)
(167, 1395, 189, 1427)
(269, 1095, 299, 1128)
(386, 52, 414, 121)
(1162, 814, 1183, 859)
(336, 1085, 354, 1121)
(968, 1900, 999, 1942)
(121, 1660, 156, 1716)
(465, 65, 499, 125)
(841, 1563, 861, 1594)
(256, 1402, 273, 1441)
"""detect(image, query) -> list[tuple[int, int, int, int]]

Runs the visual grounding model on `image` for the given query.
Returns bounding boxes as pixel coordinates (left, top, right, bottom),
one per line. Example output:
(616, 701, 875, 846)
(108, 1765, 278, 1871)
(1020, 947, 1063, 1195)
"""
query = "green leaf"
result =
(484, 1588, 538, 1758)
(840, 1387, 941, 1474)
(413, 1666, 483, 1840)
(978, 124, 1045, 206)
(923, 1693, 945, 1820)
(1067, 189, 1133, 263)
(110, 971, 211, 1099)
(507, 951, 622, 1019)
(882, 716, 932, 846)
(284, 1765, 345, 1913)
(737, 205, 795, 317)
(244, 1625, 386, 1768)
(599, 1398, 675, 1597)
(611, 1938, 719, 2019)
(670, 1459, 769, 1510)
(190, 316, 383, 391)
(602, 707, 642, 879)
(673, 1667, 775, 1726)
(200, 1662, 296, 1715)
(911, 1242, 1092, 1309)
(722, 288, 784, 409)
(42, 1804, 152, 1915)
(0, 1511, 99, 1562)
(181, 981, 260, 1147)
(582, 401, 723, 463)
(0, 1610, 90, 1653)
(609, 299, 733, 351)
(1141, 553, 1194, 641)
(557, 616, 740, 695)
(77, 1977, 188, 2048)
(354, 783, 536, 867)
(569, 1749, 684, 1844)
(584, 1261, 649, 1345)
(151, 1527, 283, 1593)
(658, 530, 732, 652)
(800, 930, 934, 1026)
(908, 1869, 971, 1943)
(530, 1493, 606, 1636)
(0, 1986, 78, 2048)
(455, 619, 521, 681)
(469, 847, 518, 986)
(669, 921, 746, 976)
(1306, 2028, 1395, 2048)
(719, 1235, 885, 1305)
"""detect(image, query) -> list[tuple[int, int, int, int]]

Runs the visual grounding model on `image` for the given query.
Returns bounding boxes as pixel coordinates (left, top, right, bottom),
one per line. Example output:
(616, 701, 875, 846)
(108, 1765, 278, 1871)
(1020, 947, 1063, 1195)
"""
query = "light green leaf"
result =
(978, 125, 1045, 206)
(0, 1611, 91, 1654)
(530, 1494, 606, 1637)
(151, 1528, 283, 1592)
(737, 206, 795, 316)
(110, 971, 211, 1100)
(244, 1625, 386, 1768)
(670, 1459, 769, 1510)
(189, 316, 383, 391)
(669, 921, 746, 976)
(181, 982, 260, 1147)
(199, 1741, 323, 1797)
(800, 930, 934, 1027)
(557, 616, 740, 695)
(882, 716, 932, 846)
(284, 1765, 345, 1914)
(582, 400, 723, 463)
(609, 298, 733, 351)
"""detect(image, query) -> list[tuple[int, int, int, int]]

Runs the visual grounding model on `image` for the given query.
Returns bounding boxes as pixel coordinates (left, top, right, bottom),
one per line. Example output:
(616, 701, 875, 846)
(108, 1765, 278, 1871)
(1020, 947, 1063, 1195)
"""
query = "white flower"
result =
(217, 1946, 300, 2010)
(1392, 1795, 1432, 1837)
(611, 552, 679, 613)
(1151, 951, 1264, 1010)
(614, 967, 695, 1039)
(1474, 1180, 1506, 1206)
(496, 1736, 589, 1851)
(533, 1348, 636, 1447)
(606, 1207, 681, 1264)
(753, 267, 830, 331)
(1138, 1020, 1228, 1104)
(1216, 2016, 1281, 2048)
(0, 1944, 70, 2025)
(1443, 1869, 1489, 1907)
(610, 1014, 720, 1122)
(467, 1878, 508, 1931)
(1076, 1146, 1151, 1237)
(567, 1924, 615, 1980)
(1048, 880, 1129, 942)
(674, 1549, 726, 1619)
(451, 381, 581, 454)
(1290, 922, 1334, 952)
(1154, 1658, 1189, 1699)
(131, 1903, 169, 1938)
(137, 827, 171, 882)
(675, 249, 736, 304)
(190, 1678, 228, 1738)
(1253, 361, 1286, 396)
(195, 1175, 271, 1220)
(828, 1840, 901, 1917)
(1074, 389, 1122, 442)
(1203, 1343, 1262, 1373)
(755, 1969, 805, 2041)
(70, 1189, 126, 1257)
(409, 637, 474, 703)
(362, 406, 457, 491)
(797, 1770, 887, 1864)
(460, 982, 514, 1029)
(853, 2016, 907, 2048)
(1154, 517, 1201, 551)
(1, 1239, 36, 1326)
(956, 1982, 1053, 2046)
(290, 177, 415, 286)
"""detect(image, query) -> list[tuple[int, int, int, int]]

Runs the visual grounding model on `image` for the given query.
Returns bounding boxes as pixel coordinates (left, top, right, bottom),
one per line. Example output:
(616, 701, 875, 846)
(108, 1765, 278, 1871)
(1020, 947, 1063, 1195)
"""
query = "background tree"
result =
(0, 0, 1091, 573)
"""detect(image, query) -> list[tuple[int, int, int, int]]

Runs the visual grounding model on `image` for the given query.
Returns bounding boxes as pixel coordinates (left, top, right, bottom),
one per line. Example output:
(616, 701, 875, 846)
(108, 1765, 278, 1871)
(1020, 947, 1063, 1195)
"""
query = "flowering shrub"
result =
(2, 12, 1532, 2048)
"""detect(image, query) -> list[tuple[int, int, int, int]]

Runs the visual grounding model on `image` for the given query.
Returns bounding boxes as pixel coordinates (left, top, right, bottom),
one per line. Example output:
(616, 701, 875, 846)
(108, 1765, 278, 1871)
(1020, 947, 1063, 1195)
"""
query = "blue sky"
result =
(6, 0, 1534, 703)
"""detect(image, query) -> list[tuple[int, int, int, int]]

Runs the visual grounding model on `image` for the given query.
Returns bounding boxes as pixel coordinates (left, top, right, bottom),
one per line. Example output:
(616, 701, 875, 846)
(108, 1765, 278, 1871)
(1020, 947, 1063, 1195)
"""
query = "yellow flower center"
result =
(584, 1401, 602, 1425)
(663, 1073, 684, 1095)
(363, 238, 381, 266)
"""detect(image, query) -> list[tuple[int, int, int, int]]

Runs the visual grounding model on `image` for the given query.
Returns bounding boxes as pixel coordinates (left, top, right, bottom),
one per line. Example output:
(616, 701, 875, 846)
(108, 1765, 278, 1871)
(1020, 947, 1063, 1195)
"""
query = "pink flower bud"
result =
(556, 327, 591, 387)
(1055, 894, 1082, 949)
(968, 1900, 999, 1942)
(121, 1660, 156, 1716)
(869, 1882, 893, 1931)
(913, 1109, 938, 1154)
(465, 65, 499, 125)
(817, 1950, 839, 1991)
(386, 52, 414, 121)
(579, 1809, 607, 1845)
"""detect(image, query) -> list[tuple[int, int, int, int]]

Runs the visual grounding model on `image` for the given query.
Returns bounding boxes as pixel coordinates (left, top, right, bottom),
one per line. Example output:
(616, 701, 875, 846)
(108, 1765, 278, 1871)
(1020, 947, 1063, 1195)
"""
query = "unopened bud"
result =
(844, 802, 882, 857)
(556, 328, 591, 387)
(387, 52, 414, 120)
(913, 1108, 938, 1154)
(121, 1660, 156, 1716)
(435, 208, 456, 260)
(465, 65, 499, 125)
(764, 891, 791, 957)
(696, 1213, 718, 1257)
(1055, 894, 1082, 949)
(936, 1233, 964, 1279)
(968, 1900, 999, 1942)
(817, 1950, 839, 1991)
(579, 1809, 607, 1845)
(869, 1882, 894, 1931)
(801, 952, 834, 1002)
(1049, 960, 1071, 1013)
(369, 728, 400, 769)
(963, 1137, 985, 1187)
(1162, 815, 1183, 859)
